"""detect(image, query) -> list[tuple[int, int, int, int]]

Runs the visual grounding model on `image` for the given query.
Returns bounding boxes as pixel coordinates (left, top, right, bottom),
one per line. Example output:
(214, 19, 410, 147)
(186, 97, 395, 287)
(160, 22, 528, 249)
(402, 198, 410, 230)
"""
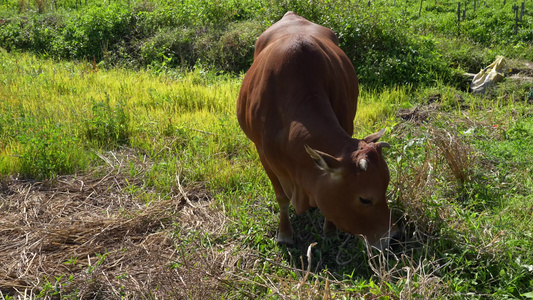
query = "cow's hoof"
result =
(276, 232, 294, 245)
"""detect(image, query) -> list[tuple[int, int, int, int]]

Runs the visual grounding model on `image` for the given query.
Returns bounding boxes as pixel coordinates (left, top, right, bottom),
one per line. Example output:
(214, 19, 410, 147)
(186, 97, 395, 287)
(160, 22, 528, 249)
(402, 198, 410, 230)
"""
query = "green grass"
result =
(1, 48, 532, 298)
(1, 0, 533, 297)
(2, 0, 530, 90)
(0, 49, 243, 180)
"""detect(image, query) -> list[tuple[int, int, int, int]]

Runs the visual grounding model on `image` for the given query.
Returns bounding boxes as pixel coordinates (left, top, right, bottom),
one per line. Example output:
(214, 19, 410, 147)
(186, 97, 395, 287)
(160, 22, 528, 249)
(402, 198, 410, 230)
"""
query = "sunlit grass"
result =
(0, 50, 244, 179)
(1, 50, 532, 298)
(0, 50, 401, 180)
(355, 85, 412, 135)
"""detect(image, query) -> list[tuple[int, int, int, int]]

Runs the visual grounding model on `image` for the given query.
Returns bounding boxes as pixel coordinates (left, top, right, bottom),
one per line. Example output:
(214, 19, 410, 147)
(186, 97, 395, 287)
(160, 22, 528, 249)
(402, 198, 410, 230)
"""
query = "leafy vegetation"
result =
(4, 0, 531, 88)
(1, 0, 533, 298)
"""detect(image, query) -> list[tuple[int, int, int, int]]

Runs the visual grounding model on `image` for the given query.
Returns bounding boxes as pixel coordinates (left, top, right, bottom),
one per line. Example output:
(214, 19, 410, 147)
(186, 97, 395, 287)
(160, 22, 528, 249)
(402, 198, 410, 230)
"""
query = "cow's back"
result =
(237, 12, 359, 149)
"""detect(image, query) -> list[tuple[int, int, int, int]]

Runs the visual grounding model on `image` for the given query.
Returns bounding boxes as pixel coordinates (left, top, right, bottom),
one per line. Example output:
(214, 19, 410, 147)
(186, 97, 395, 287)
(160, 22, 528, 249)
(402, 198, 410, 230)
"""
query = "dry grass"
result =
(397, 102, 440, 124)
(0, 171, 378, 299)
(0, 102, 520, 299)
(393, 105, 479, 232)
(0, 149, 244, 299)
(0, 137, 512, 299)
(430, 128, 477, 185)
(2, 149, 382, 299)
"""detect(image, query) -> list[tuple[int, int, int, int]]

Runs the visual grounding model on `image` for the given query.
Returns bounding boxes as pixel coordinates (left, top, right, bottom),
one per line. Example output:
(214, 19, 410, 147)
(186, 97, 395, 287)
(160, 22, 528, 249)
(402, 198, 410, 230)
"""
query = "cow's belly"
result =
(275, 170, 313, 214)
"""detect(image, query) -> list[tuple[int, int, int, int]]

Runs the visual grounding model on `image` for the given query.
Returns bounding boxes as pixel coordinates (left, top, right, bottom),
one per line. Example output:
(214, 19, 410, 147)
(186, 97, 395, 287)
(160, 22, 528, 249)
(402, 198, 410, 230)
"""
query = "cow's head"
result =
(305, 129, 399, 249)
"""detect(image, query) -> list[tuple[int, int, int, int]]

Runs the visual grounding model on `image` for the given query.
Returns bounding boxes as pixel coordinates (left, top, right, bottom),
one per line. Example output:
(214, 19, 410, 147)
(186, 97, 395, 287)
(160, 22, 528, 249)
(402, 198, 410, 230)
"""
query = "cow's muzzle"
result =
(371, 226, 401, 251)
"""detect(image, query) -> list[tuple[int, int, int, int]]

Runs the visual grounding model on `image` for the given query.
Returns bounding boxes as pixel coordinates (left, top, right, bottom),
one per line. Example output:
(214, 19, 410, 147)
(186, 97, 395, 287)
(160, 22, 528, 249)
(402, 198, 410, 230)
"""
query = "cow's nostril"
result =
(359, 197, 372, 205)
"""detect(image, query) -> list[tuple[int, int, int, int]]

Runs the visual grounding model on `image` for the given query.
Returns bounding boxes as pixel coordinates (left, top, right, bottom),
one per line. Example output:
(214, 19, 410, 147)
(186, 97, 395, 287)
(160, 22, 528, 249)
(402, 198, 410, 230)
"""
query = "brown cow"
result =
(236, 12, 399, 249)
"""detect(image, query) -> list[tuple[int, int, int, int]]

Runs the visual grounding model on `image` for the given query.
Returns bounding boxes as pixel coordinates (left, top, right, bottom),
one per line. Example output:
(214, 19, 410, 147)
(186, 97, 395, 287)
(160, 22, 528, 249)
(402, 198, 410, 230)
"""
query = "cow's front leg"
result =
(277, 196, 294, 244)
(257, 152, 294, 244)
(323, 218, 338, 239)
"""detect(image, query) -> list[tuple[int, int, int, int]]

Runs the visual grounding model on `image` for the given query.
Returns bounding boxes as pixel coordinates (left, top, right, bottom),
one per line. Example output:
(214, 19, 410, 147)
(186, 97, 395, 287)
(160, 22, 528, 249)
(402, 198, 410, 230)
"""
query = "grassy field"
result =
(1, 0, 533, 298)
(1, 0, 532, 88)
(1, 50, 533, 298)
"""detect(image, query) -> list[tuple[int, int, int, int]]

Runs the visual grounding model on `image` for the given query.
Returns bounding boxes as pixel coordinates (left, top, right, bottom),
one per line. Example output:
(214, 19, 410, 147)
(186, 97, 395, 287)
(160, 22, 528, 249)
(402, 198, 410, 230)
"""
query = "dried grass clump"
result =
(1, 148, 407, 299)
(430, 128, 477, 185)
(224, 241, 382, 299)
(223, 241, 448, 299)
(392, 138, 444, 238)
(0, 150, 242, 299)
(392, 121, 479, 234)
(397, 103, 440, 124)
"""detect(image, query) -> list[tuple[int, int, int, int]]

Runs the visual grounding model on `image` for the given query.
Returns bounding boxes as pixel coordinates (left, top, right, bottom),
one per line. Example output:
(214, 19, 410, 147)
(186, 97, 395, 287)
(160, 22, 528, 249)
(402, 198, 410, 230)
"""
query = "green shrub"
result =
(339, 17, 453, 88)
(197, 20, 264, 73)
(135, 0, 260, 32)
(263, 1, 456, 88)
(1, 0, 530, 88)
(58, 4, 135, 60)
(0, 18, 31, 51)
(140, 26, 198, 69)
(0, 4, 135, 61)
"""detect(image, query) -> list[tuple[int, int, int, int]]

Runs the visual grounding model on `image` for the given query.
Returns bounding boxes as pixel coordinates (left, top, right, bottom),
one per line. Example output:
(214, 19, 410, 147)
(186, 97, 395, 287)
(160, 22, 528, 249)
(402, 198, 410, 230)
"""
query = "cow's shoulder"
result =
(254, 11, 338, 58)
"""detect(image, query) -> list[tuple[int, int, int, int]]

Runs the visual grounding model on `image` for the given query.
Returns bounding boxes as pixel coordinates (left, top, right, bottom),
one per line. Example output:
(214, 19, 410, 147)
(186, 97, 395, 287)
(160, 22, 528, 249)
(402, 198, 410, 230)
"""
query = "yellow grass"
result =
(1, 49, 398, 179)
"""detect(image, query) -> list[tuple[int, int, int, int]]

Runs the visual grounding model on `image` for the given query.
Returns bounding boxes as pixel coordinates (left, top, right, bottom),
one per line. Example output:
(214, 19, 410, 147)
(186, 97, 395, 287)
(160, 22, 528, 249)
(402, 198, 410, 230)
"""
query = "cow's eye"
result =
(359, 197, 372, 205)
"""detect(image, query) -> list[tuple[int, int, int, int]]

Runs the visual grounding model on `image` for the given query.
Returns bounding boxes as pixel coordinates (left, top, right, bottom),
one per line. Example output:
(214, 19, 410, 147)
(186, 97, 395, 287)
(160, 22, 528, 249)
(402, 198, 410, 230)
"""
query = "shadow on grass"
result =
(275, 207, 411, 280)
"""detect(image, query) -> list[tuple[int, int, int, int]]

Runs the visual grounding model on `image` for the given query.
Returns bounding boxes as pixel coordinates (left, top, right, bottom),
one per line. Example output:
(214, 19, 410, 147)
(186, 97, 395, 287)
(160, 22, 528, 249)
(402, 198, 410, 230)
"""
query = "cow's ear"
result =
(363, 128, 386, 143)
(304, 145, 340, 172)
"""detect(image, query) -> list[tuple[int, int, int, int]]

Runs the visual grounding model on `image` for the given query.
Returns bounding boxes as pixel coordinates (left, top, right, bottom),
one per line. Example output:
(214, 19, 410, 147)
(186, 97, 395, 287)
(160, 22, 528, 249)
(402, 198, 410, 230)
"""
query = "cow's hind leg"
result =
(258, 152, 293, 244)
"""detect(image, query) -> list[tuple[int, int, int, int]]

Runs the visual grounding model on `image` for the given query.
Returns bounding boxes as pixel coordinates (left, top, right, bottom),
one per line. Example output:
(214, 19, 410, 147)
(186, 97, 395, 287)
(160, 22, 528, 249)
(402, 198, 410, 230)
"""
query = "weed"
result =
(85, 252, 108, 275)
(37, 276, 62, 298)
(84, 96, 130, 148)
(64, 256, 78, 266)
(17, 122, 85, 179)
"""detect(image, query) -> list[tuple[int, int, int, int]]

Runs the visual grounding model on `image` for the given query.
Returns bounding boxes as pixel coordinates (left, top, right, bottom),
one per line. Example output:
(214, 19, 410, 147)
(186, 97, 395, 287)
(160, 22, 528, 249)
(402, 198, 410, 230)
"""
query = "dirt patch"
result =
(0, 156, 241, 298)
(397, 102, 440, 124)
(504, 59, 533, 85)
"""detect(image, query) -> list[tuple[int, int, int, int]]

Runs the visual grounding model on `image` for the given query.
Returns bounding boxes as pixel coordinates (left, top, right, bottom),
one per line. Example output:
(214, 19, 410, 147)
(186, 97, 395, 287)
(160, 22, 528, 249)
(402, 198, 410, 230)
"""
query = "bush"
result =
(140, 26, 198, 69)
(262, 1, 456, 88)
(1, 0, 529, 89)
(58, 4, 135, 60)
(196, 20, 264, 73)
(338, 16, 452, 88)
(0, 4, 135, 61)
(0, 18, 31, 51)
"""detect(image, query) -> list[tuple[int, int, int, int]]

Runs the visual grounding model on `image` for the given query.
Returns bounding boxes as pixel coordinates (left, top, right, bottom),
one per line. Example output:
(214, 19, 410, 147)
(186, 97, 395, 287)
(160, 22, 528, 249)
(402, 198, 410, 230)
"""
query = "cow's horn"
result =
(377, 141, 390, 148)
(359, 158, 368, 171)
